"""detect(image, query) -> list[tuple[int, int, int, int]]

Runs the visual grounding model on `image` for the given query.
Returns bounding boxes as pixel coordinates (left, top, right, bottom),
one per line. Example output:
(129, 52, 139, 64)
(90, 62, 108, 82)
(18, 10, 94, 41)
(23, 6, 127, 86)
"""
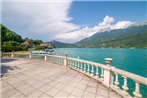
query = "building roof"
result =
(39, 42, 49, 47)
(21, 40, 30, 46)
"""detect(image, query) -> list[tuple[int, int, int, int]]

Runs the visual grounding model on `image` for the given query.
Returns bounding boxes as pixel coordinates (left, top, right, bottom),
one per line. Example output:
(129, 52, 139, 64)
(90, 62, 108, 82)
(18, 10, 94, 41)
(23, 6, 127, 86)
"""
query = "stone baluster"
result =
(114, 73, 119, 89)
(133, 82, 142, 98)
(77, 57, 80, 69)
(96, 66, 99, 77)
(122, 76, 129, 95)
(80, 62, 83, 71)
(71, 60, 73, 67)
(91, 65, 94, 75)
(64, 54, 68, 66)
(87, 64, 90, 73)
(44, 53, 48, 61)
(89, 64, 91, 74)
(84, 63, 86, 72)
(76, 61, 78, 69)
(72, 60, 74, 68)
(101, 68, 104, 79)
(71, 60, 74, 67)
(29, 51, 32, 59)
(11, 51, 14, 58)
(74, 61, 76, 68)
(79, 62, 81, 70)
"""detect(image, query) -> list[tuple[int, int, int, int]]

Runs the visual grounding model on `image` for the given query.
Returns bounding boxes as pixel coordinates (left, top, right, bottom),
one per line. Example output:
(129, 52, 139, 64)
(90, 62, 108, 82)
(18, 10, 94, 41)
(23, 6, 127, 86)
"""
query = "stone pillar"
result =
(64, 54, 68, 66)
(29, 51, 32, 59)
(103, 58, 113, 88)
(44, 53, 48, 61)
(11, 51, 14, 58)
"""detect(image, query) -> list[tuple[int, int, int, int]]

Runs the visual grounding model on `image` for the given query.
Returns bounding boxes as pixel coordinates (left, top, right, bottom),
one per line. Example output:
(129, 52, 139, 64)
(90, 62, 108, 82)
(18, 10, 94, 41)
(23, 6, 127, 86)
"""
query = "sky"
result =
(1, 0, 147, 43)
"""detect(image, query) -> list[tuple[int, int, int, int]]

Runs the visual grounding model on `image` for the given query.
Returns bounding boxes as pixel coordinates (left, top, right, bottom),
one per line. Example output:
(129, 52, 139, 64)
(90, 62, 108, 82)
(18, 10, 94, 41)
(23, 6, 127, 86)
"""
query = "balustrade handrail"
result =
(111, 67, 147, 85)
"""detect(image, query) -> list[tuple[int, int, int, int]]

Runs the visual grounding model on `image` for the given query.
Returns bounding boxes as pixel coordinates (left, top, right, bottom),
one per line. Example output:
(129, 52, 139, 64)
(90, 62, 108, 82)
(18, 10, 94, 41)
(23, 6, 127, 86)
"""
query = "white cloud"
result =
(2, 0, 79, 41)
(55, 15, 134, 43)
(111, 21, 133, 29)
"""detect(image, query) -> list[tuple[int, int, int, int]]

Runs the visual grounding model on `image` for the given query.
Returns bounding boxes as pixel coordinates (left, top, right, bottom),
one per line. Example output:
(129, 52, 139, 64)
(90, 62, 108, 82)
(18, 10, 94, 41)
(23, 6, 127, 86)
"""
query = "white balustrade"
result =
(2, 52, 147, 98)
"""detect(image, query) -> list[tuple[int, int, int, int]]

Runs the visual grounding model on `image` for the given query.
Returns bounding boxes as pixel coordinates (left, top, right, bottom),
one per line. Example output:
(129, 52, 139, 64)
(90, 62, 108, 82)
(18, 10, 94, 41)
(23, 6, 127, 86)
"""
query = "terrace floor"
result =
(1, 58, 123, 98)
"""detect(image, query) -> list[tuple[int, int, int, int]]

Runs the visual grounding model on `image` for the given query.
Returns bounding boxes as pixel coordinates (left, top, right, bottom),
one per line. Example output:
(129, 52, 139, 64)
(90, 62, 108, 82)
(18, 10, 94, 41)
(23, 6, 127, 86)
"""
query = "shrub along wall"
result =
(1, 46, 28, 52)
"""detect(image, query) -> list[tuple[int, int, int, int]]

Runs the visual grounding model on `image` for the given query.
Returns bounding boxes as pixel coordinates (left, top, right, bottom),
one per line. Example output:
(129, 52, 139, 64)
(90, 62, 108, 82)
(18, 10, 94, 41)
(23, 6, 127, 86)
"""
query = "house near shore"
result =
(21, 40, 32, 47)
(39, 42, 53, 49)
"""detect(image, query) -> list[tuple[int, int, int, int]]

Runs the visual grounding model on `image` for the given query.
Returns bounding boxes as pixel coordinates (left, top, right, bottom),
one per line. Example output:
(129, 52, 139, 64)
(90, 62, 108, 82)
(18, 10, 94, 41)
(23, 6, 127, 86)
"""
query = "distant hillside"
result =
(49, 40, 77, 48)
(76, 22, 147, 48)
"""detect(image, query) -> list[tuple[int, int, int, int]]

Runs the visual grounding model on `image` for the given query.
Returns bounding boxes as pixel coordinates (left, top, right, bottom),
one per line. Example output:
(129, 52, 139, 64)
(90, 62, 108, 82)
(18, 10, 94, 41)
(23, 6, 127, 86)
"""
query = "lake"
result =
(54, 48, 147, 98)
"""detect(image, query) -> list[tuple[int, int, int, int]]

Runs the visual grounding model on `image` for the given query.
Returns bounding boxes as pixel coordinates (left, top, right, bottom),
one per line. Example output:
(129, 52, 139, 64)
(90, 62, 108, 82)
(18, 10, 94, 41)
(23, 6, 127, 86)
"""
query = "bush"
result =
(35, 46, 44, 50)
(1, 46, 22, 52)
(21, 47, 28, 51)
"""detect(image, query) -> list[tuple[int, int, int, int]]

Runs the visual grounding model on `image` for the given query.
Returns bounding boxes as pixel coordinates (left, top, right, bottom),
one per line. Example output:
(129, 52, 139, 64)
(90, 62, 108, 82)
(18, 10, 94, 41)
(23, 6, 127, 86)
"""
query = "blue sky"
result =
(2, 0, 147, 43)
(69, 1, 146, 27)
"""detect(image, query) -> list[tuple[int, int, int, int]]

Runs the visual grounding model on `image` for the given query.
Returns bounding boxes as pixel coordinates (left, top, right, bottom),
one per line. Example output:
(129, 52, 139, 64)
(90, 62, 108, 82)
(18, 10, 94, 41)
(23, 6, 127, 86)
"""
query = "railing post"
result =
(29, 51, 32, 59)
(44, 53, 48, 61)
(11, 51, 14, 58)
(103, 58, 113, 88)
(64, 54, 68, 66)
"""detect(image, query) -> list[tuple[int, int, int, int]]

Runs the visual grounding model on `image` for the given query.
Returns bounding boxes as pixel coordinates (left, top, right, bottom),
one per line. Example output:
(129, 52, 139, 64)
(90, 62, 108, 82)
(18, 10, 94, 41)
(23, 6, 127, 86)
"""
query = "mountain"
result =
(76, 22, 147, 48)
(49, 40, 77, 48)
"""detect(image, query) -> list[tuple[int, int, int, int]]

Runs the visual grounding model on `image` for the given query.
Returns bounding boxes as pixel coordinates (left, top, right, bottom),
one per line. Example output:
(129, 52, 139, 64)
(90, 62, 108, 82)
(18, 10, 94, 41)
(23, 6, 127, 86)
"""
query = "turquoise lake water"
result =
(53, 48, 147, 98)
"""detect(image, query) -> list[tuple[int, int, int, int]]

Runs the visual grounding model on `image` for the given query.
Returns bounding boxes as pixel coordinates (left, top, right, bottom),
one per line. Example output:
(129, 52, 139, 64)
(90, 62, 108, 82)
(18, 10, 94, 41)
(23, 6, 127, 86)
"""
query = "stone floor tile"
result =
(39, 85, 52, 93)
(82, 91, 95, 98)
(61, 86, 75, 93)
(32, 82, 45, 89)
(55, 90, 70, 98)
(17, 86, 36, 96)
(75, 83, 87, 90)
(67, 94, 77, 98)
(88, 81, 97, 87)
(46, 87, 60, 97)
(54, 83, 65, 90)
(39, 94, 53, 98)
(85, 86, 97, 94)
(70, 88, 85, 97)
(109, 91, 123, 98)
(27, 90, 43, 98)
(96, 87, 109, 98)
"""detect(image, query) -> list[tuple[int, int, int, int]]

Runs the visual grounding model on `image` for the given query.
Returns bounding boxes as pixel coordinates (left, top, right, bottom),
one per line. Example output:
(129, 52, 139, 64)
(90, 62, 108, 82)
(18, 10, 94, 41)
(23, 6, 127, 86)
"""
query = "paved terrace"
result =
(1, 58, 123, 98)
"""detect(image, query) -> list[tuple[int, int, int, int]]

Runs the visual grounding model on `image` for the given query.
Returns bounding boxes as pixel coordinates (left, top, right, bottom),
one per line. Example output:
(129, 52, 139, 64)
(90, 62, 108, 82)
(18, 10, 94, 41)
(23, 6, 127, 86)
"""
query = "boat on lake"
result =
(32, 49, 54, 54)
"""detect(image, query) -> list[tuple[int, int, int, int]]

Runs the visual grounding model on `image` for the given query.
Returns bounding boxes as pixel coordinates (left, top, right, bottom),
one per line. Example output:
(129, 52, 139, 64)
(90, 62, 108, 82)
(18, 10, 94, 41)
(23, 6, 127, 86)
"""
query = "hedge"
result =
(1, 46, 28, 52)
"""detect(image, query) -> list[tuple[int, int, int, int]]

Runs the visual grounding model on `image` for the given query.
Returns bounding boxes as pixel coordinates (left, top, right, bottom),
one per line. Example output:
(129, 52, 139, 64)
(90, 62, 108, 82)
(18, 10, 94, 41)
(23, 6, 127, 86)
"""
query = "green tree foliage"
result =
(2, 41, 20, 46)
(1, 24, 22, 43)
